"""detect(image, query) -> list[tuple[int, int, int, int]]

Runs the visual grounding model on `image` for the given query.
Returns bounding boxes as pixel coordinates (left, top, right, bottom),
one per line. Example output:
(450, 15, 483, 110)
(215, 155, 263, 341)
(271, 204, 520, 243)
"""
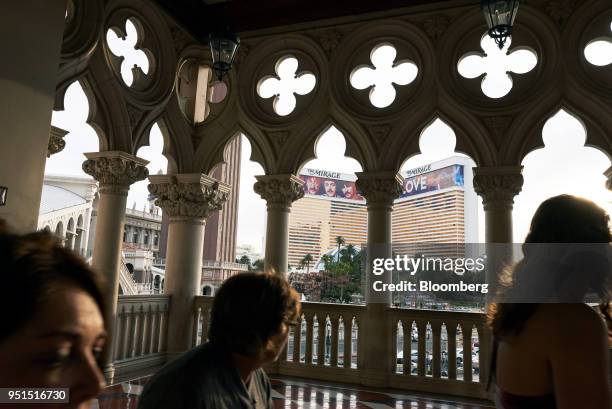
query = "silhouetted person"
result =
(137, 272, 300, 409)
(0, 221, 107, 409)
(488, 195, 611, 408)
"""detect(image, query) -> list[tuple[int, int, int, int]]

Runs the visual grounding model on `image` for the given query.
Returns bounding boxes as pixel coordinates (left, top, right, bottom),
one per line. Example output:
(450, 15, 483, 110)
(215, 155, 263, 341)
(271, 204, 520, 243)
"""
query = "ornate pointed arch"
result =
(506, 98, 612, 165)
(282, 115, 372, 176)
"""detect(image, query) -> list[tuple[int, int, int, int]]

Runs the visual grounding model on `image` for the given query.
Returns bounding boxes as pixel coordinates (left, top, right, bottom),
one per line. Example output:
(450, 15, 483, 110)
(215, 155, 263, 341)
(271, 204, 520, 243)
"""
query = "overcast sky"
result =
(45, 33, 612, 255)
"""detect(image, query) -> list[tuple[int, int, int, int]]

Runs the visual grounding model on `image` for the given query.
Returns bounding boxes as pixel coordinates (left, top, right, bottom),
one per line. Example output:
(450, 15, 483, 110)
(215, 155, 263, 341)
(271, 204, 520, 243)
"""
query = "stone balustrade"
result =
(112, 295, 170, 380)
(190, 296, 489, 399)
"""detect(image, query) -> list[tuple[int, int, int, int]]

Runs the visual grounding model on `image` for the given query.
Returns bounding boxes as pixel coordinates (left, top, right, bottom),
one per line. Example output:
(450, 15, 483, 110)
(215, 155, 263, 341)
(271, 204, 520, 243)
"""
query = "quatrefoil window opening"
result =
(584, 20, 612, 66)
(106, 18, 151, 87)
(257, 56, 316, 116)
(349, 43, 419, 109)
(457, 34, 537, 99)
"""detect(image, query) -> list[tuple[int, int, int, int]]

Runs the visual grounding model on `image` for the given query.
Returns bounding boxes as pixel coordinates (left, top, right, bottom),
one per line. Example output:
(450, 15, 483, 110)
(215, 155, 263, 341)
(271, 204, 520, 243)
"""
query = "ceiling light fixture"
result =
(208, 29, 240, 82)
(481, 0, 520, 49)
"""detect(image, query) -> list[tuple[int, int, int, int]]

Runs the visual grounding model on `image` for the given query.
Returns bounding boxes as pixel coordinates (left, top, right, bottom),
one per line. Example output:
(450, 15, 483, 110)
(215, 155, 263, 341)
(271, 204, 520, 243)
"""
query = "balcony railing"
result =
(125, 207, 162, 221)
(202, 260, 250, 271)
(112, 295, 170, 379)
(190, 296, 489, 399)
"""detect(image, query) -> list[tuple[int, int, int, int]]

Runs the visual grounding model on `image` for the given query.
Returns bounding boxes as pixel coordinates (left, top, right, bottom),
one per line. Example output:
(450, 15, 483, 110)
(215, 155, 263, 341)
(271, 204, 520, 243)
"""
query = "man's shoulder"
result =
(151, 343, 224, 380)
(137, 343, 229, 409)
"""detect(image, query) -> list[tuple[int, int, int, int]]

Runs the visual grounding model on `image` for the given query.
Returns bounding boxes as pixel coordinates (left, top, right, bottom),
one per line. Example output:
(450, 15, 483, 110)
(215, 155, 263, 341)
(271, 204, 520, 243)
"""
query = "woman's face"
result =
(0, 282, 106, 409)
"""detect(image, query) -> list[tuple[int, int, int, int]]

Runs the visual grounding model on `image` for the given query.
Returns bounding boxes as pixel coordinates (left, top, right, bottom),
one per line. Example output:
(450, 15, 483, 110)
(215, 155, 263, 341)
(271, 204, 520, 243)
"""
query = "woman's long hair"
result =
(487, 195, 612, 338)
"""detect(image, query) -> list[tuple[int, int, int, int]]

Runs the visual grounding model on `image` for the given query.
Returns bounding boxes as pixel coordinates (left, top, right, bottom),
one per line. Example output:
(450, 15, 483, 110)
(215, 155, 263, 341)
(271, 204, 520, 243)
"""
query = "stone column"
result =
(472, 165, 523, 389)
(473, 166, 523, 245)
(148, 174, 230, 356)
(0, 0, 67, 232)
(473, 166, 523, 290)
(82, 151, 149, 379)
(355, 171, 403, 387)
(253, 175, 304, 275)
(66, 231, 76, 250)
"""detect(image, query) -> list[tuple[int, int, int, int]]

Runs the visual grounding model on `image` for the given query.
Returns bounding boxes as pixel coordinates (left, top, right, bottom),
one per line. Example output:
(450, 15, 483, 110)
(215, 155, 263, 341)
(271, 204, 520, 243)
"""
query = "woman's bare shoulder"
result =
(534, 304, 606, 345)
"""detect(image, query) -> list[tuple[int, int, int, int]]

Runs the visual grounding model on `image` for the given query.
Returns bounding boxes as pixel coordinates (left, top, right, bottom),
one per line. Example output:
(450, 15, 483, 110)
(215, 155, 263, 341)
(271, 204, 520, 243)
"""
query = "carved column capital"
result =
(254, 174, 304, 210)
(604, 166, 612, 191)
(82, 151, 149, 196)
(148, 174, 230, 222)
(473, 166, 523, 211)
(355, 171, 403, 208)
(47, 125, 68, 157)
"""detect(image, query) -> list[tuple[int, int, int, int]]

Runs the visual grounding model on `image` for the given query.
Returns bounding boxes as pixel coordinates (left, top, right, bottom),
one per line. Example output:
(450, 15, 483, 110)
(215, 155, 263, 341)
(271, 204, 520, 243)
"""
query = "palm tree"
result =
(302, 253, 314, 274)
(345, 244, 357, 263)
(335, 236, 345, 262)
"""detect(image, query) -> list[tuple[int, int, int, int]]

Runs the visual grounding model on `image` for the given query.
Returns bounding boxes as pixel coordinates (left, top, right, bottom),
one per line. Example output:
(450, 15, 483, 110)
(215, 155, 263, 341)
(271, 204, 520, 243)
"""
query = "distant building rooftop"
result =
(39, 184, 87, 214)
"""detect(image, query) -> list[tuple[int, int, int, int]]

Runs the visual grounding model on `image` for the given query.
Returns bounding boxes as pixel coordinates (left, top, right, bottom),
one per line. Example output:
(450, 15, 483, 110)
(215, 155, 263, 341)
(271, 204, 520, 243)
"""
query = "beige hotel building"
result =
(287, 156, 478, 269)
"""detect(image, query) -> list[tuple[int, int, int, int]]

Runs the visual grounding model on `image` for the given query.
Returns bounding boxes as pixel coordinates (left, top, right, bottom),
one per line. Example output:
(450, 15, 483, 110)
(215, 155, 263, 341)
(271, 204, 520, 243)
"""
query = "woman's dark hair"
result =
(209, 272, 300, 356)
(0, 220, 106, 343)
(488, 195, 612, 338)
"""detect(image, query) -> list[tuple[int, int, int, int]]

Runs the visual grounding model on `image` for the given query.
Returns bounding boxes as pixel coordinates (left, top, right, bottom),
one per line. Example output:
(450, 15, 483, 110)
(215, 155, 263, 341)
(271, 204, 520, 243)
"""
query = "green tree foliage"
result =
(252, 258, 265, 272)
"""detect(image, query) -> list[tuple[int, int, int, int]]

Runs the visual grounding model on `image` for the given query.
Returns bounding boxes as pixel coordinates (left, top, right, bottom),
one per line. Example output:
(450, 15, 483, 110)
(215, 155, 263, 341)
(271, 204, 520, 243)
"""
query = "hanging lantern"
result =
(208, 29, 240, 81)
(481, 0, 520, 49)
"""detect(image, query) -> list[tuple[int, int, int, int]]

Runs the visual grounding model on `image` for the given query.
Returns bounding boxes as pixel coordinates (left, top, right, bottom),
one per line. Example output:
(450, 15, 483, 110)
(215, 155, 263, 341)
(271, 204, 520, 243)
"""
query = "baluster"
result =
(478, 323, 490, 386)
(330, 315, 339, 367)
(128, 305, 137, 359)
(145, 303, 155, 355)
(463, 325, 473, 382)
(447, 323, 457, 380)
(293, 316, 302, 363)
(201, 308, 210, 342)
(403, 320, 411, 376)
(120, 305, 133, 360)
(129, 306, 140, 358)
(141, 304, 151, 355)
(343, 318, 351, 368)
(317, 316, 325, 365)
(158, 306, 168, 353)
(417, 321, 426, 376)
(150, 304, 160, 354)
(432, 320, 441, 378)
(192, 306, 202, 347)
(113, 305, 125, 361)
(305, 314, 313, 365)
(136, 305, 147, 357)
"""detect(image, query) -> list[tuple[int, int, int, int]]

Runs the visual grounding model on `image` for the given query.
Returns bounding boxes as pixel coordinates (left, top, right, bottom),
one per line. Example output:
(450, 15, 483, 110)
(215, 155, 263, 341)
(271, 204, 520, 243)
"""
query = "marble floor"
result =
(93, 376, 495, 409)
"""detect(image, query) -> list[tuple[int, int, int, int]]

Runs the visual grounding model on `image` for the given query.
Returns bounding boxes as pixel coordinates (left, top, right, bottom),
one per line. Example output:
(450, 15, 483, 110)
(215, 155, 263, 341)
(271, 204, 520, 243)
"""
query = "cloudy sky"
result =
(45, 32, 612, 256)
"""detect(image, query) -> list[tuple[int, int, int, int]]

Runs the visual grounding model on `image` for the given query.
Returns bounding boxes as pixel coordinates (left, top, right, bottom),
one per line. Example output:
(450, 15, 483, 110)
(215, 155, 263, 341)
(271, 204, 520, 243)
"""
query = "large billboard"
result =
(400, 164, 464, 198)
(299, 163, 464, 202)
(299, 169, 365, 202)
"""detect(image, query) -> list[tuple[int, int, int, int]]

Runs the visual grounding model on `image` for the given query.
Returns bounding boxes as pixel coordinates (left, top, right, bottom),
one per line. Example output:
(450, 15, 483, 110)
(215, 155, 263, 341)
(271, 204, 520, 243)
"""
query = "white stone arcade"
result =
(1, 0, 612, 400)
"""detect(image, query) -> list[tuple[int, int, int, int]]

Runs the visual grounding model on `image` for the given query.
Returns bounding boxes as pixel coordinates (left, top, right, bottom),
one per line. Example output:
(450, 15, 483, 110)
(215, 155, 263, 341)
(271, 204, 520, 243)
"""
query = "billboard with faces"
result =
(299, 169, 365, 202)
(299, 164, 464, 202)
